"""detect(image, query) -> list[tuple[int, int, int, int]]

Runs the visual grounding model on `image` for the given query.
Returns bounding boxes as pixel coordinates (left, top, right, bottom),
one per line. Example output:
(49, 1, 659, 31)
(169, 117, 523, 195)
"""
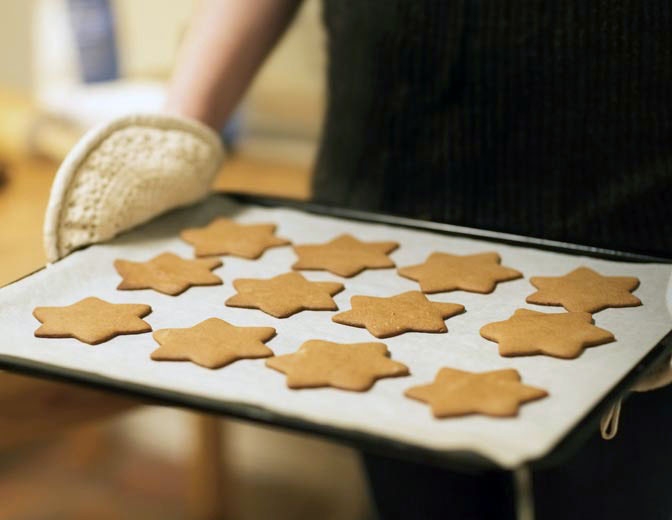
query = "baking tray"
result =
(0, 193, 670, 473)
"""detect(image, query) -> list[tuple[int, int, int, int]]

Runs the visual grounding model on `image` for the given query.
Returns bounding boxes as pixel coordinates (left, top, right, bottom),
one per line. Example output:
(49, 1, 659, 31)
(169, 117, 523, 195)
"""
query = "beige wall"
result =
(0, 0, 324, 165)
(114, 0, 197, 78)
(0, 0, 325, 120)
(5, 0, 199, 88)
(0, 1, 34, 90)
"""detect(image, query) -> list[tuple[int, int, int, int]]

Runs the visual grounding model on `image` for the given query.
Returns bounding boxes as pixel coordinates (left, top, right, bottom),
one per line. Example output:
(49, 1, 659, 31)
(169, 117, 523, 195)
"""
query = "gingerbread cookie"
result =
(114, 252, 222, 296)
(266, 340, 409, 391)
(151, 318, 275, 369)
(398, 252, 522, 294)
(332, 291, 464, 338)
(33, 297, 152, 345)
(180, 218, 290, 259)
(526, 266, 641, 313)
(292, 234, 399, 277)
(225, 272, 344, 318)
(480, 309, 615, 359)
(405, 367, 548, 418)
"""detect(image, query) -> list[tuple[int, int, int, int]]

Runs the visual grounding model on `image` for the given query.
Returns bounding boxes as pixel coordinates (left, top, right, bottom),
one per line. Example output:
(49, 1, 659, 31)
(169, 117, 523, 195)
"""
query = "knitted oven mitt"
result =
(631, 354, 672, 392)
(631, 273, 672, 393)
(43, 113, 224, 262)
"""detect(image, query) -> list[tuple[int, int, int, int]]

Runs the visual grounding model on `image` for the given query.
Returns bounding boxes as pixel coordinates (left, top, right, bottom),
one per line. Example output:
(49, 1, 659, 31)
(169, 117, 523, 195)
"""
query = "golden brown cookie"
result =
(480, 309, 615, 359)
(225, 272, 344, 318)
(180, 218, 290, 259)
(151, 318, 275, 368)
(114, 252, 222, 296)
(398, 252, 522, 294)
(266, 340, 409, 391)
(526, 266, 641, 313)
(33, 297, 152, 345)
(332, 291, 465, 338)
(405, 367, 548, 418)
(292, 234, 399, 277)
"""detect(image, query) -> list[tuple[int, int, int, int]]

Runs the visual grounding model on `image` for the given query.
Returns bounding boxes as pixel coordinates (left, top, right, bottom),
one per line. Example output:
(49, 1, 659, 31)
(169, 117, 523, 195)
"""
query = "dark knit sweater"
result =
(313, 1, 672, 258)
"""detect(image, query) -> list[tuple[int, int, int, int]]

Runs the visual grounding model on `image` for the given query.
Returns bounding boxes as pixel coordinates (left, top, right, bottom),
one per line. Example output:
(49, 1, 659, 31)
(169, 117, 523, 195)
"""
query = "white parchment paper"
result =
(1, 196, 670, 468)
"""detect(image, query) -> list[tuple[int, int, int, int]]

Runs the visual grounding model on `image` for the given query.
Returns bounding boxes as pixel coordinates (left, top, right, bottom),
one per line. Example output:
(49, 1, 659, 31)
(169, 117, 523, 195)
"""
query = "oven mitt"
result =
(43, 113, 225, 262)
(600, 353, 672, 439)
(628, 277, 672, 392)
(631, 353, 672, 392)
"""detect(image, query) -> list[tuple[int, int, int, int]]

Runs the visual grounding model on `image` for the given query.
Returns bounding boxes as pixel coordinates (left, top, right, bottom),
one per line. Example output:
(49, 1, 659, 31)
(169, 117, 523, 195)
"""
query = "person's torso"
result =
(314, 0, 672, 257)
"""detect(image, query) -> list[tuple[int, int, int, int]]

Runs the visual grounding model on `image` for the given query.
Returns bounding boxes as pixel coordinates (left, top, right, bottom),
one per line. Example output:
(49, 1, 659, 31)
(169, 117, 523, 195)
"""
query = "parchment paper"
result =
(1, 195, 670, 468)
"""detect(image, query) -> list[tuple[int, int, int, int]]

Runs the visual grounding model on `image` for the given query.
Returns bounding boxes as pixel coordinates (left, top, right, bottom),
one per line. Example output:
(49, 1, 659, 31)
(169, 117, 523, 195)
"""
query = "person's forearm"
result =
(165, 0, 303, 130)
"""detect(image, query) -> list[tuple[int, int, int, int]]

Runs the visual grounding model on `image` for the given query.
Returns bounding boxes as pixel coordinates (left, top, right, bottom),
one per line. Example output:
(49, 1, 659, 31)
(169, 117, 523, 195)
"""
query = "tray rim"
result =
(1, 192, 670, 472)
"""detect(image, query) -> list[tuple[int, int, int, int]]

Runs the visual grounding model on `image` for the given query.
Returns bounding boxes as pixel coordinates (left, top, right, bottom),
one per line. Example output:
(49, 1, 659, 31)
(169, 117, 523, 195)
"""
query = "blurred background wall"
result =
(0, 2, 33, 90)
(0, 0, 324, 166)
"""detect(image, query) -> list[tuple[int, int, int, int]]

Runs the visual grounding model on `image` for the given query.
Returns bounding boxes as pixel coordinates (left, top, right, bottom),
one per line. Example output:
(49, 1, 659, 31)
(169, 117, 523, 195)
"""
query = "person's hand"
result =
(43, 113, 224, 262)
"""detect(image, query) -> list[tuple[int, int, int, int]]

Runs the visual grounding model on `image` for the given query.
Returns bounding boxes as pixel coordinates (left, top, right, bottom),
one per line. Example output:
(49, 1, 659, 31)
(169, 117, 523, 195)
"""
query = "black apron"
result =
(314, 0, 672, 258)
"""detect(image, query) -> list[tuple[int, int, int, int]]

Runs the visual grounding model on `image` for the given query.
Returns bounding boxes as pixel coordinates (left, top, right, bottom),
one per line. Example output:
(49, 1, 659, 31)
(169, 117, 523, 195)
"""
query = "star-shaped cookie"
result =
(332, 291, 465, 338)
(151, 318, 276, 368)
(114, 252, 222, 296)
(405, 368, 548, 418)
(180, 218, 290, 259)
(225, 272, 344, 318)
(480, 309, 615, 359)
(526, 266, 641, 313)
(266, 340, 409, 391)
(398, 252, 522, 294)
(292, 234, 399, 277)
(33, 297, 152, 345)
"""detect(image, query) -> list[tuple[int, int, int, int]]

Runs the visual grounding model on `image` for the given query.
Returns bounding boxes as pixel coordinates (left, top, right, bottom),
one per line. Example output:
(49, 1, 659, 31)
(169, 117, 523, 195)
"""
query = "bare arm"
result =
(165, 0, 303, 130)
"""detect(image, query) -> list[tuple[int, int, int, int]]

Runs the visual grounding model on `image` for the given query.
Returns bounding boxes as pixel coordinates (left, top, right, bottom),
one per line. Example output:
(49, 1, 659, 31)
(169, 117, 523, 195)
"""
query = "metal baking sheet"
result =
(0, 195, 670, 469)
